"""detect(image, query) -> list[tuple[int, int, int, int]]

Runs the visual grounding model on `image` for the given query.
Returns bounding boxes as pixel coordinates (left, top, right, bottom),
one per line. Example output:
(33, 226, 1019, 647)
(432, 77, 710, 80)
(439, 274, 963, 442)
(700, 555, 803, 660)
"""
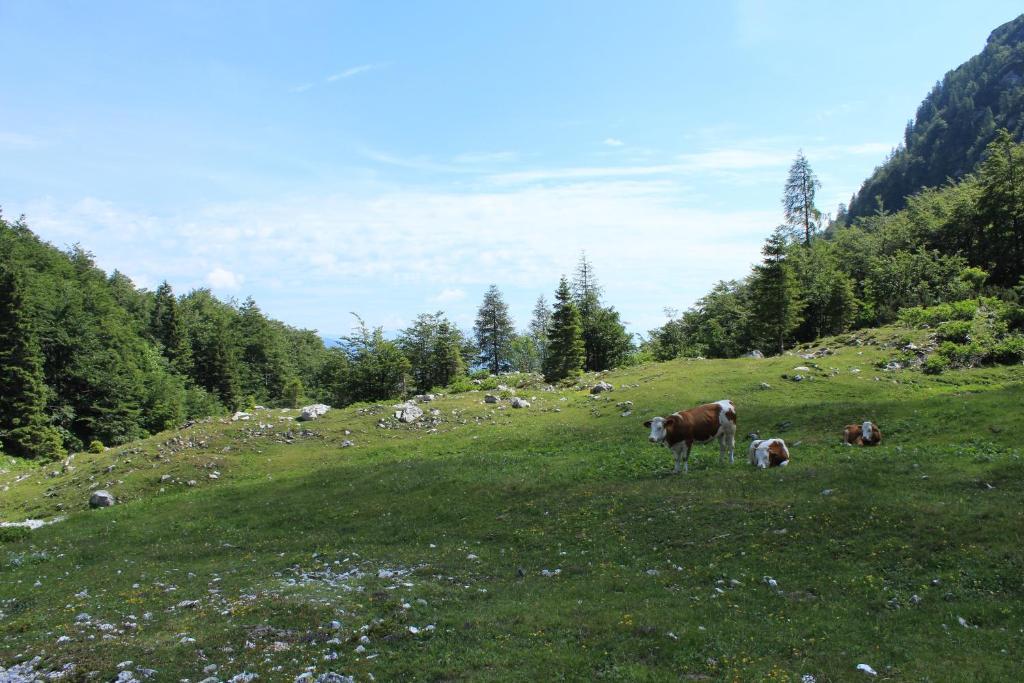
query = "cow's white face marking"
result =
(862, 421, 872, 440)
(749, 440, 770, 468)
(646, 417, 667, 444)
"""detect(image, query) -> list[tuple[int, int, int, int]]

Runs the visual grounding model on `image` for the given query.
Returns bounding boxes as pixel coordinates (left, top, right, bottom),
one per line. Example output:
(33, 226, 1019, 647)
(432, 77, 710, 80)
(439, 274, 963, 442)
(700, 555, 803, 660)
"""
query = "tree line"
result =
(645, 134, 1024, 361)
(0, 214, 635, 459)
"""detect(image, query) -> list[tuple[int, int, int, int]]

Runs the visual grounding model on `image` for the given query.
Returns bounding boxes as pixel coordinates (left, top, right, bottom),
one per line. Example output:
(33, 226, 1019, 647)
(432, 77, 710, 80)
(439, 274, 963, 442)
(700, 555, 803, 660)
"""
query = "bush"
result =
(445, 376, 477, 394)
(936, 320, 972, 343)
(986, 334, 1024, 364)
(88, 440, 105, 454)
(922, 355, 950, 374)
(0, 526, 30, 544)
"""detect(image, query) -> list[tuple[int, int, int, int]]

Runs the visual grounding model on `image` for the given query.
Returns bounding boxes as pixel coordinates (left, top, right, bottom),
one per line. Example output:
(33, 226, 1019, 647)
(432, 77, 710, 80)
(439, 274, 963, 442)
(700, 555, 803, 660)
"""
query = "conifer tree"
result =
(528, 295, 552, 368)
(748, 229, 805, 354)
(474, 285, 515, 374)
(150, 281, 192, 374)
(571, 253, 632, 370)
(783, 151, 822, 246)
(543, 277, 585, 382)
(0, 265, 65, 459)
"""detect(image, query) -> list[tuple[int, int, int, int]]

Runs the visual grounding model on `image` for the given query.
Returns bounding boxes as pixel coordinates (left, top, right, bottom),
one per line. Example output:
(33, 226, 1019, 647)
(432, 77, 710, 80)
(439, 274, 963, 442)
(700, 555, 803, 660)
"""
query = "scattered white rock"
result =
(511, 398, 530, 409)
(395, 403, 424, 423)
(856, 663, 877, 676)
(590, 381, 614, 394)
(297, 404, 331, 421)
(232, 411, 252, 421)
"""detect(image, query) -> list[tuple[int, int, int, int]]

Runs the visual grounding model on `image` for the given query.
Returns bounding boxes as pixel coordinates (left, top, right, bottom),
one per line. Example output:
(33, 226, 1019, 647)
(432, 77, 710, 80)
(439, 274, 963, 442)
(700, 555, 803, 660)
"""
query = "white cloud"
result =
(431, 288, 466, 303)
(206, 267, 244, 290)
(603, 138, 625, 147)
(290, 83, 314, 93)
(20, 179, 773, 334)
(326, 63, 386, 82)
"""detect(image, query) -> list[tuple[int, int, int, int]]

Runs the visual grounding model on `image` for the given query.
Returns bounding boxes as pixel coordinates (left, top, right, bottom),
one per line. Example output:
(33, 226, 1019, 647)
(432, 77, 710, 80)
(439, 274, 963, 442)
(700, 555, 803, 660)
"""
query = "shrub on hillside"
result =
(922, 355, 950, 374)
(936, 320, 972, 343)
(88, 440, 104, 454)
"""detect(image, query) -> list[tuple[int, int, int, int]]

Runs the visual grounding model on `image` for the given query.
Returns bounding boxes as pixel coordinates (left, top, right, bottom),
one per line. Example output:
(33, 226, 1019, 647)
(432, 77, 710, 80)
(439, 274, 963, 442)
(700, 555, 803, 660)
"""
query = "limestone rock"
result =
(297, 404, 331, 421)
(590, 381, 613, 394)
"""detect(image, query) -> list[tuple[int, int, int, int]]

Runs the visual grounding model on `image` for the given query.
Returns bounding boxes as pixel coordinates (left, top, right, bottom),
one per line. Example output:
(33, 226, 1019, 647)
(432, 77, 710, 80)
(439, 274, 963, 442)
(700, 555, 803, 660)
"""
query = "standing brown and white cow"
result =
(843, 421, 882, 446)
(643, 400, 737, 474)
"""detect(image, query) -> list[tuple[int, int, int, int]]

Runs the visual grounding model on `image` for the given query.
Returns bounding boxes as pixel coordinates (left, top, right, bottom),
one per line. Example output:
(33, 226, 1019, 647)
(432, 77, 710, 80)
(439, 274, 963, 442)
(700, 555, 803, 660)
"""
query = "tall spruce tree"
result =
(150, 281, 192, 374)
(783, 151, 822, 246)
(0, 265, 65, 459)
(528, 295, 552, 368)
(543, 277, 585, 382)
(572, 253, 632, 370)
(748, 229, 804, 354)
(473, 285, 515, 374)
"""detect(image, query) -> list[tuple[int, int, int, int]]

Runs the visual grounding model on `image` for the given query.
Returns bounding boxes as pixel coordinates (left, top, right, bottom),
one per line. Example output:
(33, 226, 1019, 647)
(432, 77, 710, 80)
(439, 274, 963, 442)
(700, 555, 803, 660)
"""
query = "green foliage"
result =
(747, 229, 804, 354)
(543, 277, 585, 382)
(848, 14, 1024, 221)
(283, 378, 304, 409)
(88, 440, 104, 453)
(339, 314, 411, 402)
(0, 262, 65, 460)
(398, 312, 468, 392)
(936, 320, 973, 343)
(572, 254, 634, 371)
(474, 285, 515, 374)
(783, 150, 822, 245)
(922, 354, 950, 374)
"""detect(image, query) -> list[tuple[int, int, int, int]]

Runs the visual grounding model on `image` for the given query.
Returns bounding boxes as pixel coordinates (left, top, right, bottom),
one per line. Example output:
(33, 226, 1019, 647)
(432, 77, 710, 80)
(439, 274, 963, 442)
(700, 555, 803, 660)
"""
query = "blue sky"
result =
(2, 1, 1021, 337)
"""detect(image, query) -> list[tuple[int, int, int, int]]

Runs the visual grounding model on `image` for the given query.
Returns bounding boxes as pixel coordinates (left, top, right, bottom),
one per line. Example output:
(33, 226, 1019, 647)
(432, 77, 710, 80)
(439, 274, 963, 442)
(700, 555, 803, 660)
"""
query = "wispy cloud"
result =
(0, 131, 43, 148)
(21, 181, 773, 333)
(603, 138, 625, 147)
(326, 62, 386, 82)
(290, 83, 315, 93)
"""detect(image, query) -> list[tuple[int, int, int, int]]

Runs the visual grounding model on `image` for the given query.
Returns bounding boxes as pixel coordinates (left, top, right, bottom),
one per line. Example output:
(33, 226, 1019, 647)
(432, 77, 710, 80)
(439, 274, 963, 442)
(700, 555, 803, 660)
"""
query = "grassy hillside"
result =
(2, 327, 1023, 682)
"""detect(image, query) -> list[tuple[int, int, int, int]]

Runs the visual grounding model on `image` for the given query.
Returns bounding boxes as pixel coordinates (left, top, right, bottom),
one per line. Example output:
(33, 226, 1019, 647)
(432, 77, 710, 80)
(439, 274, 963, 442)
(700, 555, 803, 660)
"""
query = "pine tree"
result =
(571, 253, 632, 370)
(748, 229, 805, 354)
(0, 265, 65, 459)
(783, 151, 822, 246)
(528, 295, 552, 367)
(543, 277, 585, 382)
(398, 312, 467, 392)
(150, 281, 192, 374)
(473, 285, 515, 374)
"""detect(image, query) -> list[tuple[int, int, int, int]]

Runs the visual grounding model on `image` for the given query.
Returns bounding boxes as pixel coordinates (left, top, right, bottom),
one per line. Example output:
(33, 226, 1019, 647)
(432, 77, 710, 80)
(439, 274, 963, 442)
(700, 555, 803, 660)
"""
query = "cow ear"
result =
(643, 420, 652, 428)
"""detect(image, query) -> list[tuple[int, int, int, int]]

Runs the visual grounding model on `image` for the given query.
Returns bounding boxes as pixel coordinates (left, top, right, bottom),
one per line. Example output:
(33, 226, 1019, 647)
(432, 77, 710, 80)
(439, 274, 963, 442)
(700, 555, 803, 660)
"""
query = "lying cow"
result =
(644, 400, 737, 474)
(843, 421, 882, 446)
(748, 438, 790, 468)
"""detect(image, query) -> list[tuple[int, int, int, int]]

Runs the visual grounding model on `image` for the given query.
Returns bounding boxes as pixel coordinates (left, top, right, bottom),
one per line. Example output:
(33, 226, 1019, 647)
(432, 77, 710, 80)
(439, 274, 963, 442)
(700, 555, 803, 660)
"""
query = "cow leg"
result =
(727, 428, 735, 464)
(671, 444, 683, 474)
(682, 442, 691, 474)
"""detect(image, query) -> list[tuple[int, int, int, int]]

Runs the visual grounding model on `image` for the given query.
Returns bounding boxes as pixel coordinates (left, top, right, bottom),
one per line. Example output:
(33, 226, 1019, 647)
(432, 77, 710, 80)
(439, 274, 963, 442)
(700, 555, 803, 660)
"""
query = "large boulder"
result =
(231, 411, 252, 421)
(297, 404, 331, 421)
(483, 395, 499, 404)
(395, 403, 424, 423)
(743, 350, 765, 359)
(590, 381, 614, 394)
(510, 397, 530, 409)
(89, 490, 116, 508)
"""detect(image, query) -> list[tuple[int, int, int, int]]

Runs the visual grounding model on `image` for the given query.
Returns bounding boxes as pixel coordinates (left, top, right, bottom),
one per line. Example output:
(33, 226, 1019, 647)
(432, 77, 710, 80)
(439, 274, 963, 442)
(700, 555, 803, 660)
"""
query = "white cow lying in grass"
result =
(748, 438, 790, 469)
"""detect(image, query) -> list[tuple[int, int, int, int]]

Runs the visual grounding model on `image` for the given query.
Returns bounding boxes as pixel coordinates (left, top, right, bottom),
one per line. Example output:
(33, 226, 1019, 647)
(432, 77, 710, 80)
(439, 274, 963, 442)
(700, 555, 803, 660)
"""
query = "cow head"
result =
(749, 440, 770, 469)
(644, 416, 668, 444)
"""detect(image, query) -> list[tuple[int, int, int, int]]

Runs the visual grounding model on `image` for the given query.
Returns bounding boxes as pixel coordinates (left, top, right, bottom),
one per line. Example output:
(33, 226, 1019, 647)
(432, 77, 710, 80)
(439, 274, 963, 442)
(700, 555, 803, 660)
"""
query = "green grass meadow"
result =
(2, 328, 1024, 681)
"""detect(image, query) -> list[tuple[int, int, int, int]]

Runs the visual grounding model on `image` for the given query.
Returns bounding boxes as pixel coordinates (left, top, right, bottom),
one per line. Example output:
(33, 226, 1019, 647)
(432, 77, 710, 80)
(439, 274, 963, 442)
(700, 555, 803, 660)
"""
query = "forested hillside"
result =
(0, 213, 342, 458)
(0, 214, 636, 459)
(646, 133, 1024, 365)
(847, 13, 1024, 220)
